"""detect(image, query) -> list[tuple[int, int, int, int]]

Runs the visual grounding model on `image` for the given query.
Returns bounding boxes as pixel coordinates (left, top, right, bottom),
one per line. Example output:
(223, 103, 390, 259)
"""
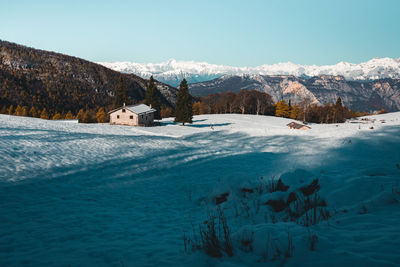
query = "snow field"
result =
(0, 113, 399, 266)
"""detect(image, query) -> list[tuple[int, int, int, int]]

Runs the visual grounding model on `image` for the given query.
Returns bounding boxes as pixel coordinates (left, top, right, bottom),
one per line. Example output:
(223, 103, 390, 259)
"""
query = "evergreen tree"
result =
(21, 106, 28, 117)
(144, 76, 161, 119)
(96, 108, 107, 123)
(14, 105, 22, 116)
(334, 97, 345, 123)
(52, 113, 62, 120)
(114, 76, 128, 108)
(76, 109, 85, 122)
(174, 79, 193, 125)
(40, 108, 49, 119)
(65, 110, 74, 120)
(0, 105, 7, 114)
(81, 110, 94, 123)
(29, 106, 38, 117)
(335, 97, 343, 108)
(8, 105, 14, 115)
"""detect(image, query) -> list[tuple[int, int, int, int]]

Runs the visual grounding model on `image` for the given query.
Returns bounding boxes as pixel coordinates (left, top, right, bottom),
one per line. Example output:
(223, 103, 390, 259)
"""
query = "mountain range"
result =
(188, 74, 400, 112)
(98, 58, 400, 87)
(1, 39, 399, 114)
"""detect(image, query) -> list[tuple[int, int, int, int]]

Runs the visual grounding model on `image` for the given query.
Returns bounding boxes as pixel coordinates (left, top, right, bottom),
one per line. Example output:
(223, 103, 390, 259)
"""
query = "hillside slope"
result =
(0, 40, 178, 114)
(189, 74, 400, 112)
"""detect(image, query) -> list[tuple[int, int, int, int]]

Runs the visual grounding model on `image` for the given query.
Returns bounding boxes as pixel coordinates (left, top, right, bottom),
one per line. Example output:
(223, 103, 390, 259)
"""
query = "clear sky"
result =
(1, 0, 399, 66)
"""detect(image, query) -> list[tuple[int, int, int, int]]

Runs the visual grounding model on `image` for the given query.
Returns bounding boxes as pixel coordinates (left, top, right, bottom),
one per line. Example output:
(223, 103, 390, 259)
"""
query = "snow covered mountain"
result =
(98, 58, 400, 86)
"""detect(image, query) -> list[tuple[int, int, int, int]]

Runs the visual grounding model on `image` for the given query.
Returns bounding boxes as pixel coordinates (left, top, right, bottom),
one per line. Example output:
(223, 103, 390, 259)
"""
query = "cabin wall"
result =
(138, 112, 154, 126)
(109, 109, 138, 126)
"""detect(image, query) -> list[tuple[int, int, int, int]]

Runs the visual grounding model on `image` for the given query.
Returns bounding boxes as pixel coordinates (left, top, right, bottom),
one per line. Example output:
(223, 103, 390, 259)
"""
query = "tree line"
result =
(193, 90, 365, 123)
(0, 71, 367, 124)
(0, 75, 193, 124)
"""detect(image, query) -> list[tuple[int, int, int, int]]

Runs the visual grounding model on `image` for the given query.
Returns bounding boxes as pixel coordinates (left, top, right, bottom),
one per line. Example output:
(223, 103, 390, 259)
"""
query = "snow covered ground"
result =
(0, 113, 399, 266)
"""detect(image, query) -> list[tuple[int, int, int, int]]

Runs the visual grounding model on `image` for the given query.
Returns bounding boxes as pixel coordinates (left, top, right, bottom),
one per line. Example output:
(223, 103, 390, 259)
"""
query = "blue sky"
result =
(1, 0, 399, 66)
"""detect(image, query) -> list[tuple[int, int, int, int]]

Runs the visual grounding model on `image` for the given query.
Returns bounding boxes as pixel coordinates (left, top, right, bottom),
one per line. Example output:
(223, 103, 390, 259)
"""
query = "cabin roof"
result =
(286, 121, 311, 129)
(108, 104, 156, 115)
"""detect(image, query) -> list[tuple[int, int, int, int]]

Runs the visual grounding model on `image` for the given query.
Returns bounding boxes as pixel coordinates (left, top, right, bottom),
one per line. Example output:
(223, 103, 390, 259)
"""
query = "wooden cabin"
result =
(109, 103, 156, 126)
(286, 122, 311, 130)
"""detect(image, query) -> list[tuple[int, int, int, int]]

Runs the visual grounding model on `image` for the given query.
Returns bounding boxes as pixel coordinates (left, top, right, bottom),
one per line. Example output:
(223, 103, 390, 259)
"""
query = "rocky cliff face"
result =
(189, 74, 400, 112)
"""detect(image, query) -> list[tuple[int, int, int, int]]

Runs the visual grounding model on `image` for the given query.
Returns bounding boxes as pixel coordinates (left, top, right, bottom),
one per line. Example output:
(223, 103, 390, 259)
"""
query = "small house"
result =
(109, 103, 156, 126)
(286, 122, 311, 130)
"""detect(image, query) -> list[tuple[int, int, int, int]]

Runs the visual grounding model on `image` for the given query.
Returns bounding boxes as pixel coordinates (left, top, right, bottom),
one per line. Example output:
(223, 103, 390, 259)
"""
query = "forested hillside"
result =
(0, 40, 177, 119)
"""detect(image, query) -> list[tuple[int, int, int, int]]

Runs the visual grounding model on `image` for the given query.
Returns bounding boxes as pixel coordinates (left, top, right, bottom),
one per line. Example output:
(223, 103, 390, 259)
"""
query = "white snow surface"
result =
(98, 58, 400, 86)
(0, 113, 400, 266)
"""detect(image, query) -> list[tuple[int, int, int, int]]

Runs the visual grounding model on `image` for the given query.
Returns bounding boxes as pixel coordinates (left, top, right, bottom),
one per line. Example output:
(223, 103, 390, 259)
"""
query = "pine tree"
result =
(14, 105, 22, 116)
(144, 76, 161, 120)
(40, 108, 49, 119)
(76, 109, 85, 122)
(21, 106, 28, 117)
(275, 100, 290, 118)
(29, 106, 38, 117)
(8, 105, 14, 115)
(81, 110, 93, 123)
(114, 76, 128, 108)
(334, 97, 345, 123)
(65, 110, 74, 120)
(174, 79, 193, 125)
(96, 108, 107, 123)
(52, 113, 62, 120)
(335, 97, 343, 108)
(0, 105, 7, 114)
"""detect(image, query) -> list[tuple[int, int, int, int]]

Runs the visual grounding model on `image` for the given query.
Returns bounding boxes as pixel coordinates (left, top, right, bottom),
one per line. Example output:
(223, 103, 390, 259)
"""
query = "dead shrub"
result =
(185, 207, 233, 258)
(239, 229, 254, 252)
(215, 192, 229, 205)
(266, 177, 290, 193)
(265, 199, 287, 212)
(287, 192, 329, 226)
(308, 230, 318, 251)
(300, 179, 320, 196)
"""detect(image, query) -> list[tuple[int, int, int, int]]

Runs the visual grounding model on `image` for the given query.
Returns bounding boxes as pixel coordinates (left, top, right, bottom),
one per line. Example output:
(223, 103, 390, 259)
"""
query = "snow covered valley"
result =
(0, 113, 400, 266)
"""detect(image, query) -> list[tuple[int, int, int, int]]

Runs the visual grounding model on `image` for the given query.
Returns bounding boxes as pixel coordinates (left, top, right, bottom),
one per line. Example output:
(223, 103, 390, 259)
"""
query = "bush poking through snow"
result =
(263, 179, 330, 226)
(288, 192, 330, 226)
(239, 228, 254, 252)
(259, 232, 295, 263)
(308, 230, 319, 251)
(215, 192, 230, 205)
(300, 179, 320, 196)
(185, 207, 233, 258)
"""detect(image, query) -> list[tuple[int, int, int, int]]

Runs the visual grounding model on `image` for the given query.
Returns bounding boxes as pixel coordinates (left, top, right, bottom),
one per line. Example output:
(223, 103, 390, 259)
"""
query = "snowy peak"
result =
(98, 58, 400, 86)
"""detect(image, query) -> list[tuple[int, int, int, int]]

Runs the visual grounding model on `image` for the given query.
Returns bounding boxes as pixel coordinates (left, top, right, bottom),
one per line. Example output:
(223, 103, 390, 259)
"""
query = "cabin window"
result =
(122, 109, 126, 113)
(130, 115, 133, 119)
(117, 115, 120, 119)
